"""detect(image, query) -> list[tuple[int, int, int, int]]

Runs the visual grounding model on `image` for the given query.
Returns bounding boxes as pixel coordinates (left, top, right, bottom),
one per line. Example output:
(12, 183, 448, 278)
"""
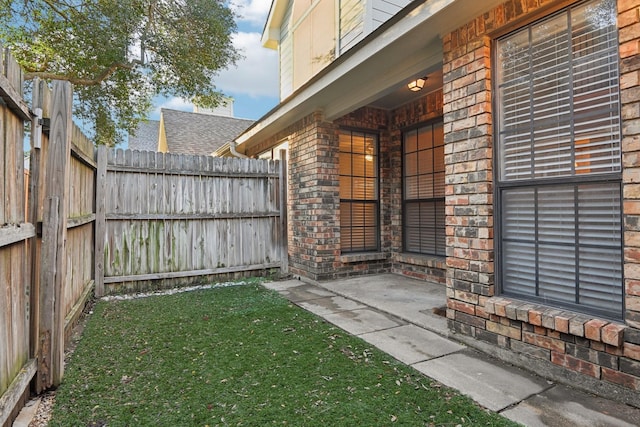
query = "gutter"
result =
(229, 140, 248, 158)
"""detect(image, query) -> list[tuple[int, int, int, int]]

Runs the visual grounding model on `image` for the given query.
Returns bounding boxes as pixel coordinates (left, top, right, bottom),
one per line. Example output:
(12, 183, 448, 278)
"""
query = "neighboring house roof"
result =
(128, 120, 160, 151)
(160, 109, 254, 156)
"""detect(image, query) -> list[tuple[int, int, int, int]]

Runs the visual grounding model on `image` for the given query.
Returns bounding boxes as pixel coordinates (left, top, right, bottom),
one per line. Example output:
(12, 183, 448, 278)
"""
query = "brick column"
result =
(442, 33, 494, 336)
(288, 112, 340, 281)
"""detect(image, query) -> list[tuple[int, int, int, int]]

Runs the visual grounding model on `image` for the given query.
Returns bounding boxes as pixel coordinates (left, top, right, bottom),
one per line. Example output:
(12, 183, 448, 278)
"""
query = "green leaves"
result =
(0, 0, 240, 145)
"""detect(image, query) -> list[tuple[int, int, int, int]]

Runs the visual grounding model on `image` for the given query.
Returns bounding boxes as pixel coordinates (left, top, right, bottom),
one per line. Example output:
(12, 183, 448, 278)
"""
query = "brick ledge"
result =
(484, 297, 626, 347)
(340, 252, 389, 263)
(392, 253, 446, 269)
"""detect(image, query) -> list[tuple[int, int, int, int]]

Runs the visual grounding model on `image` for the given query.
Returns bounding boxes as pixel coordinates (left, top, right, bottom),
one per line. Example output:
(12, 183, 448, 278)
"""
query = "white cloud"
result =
(214, 31, 279, 99)
(232, 0, 272, 27)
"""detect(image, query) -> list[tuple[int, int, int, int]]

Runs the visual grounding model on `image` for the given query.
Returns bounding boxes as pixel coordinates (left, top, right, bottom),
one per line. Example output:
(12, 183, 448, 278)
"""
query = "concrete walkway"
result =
(263, 274, 640, 427)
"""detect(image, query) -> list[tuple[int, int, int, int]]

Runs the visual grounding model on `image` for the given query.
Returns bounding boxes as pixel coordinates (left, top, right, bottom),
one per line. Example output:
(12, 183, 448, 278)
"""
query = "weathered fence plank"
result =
(63, 125, 96, 326)
(279, 150, 289, 274)
(0, 359, 36, 427)
(102, 262, 281, 284)
(0, 224, 35, 248)
(94, 146, 107, 297)
(38, 81, 73, 390)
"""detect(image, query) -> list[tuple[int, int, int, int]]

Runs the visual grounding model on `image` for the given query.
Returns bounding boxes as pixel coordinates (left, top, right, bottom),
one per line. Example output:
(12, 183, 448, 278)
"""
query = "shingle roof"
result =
(128, 120, 160, 151)
(161, 109, 254, 156)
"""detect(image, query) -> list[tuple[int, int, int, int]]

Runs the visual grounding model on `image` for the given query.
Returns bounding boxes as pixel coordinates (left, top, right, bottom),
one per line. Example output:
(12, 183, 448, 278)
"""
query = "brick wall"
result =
(332, 107, 392, 279)
(443, 0, 640, 392)
(261, 94, 448, 282)
(388, 90, 447, 283)
(285, 112, 341, 280)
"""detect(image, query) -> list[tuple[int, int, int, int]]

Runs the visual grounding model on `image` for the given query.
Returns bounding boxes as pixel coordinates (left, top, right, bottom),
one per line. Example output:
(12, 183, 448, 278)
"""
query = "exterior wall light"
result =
(407, 77, 426, 91)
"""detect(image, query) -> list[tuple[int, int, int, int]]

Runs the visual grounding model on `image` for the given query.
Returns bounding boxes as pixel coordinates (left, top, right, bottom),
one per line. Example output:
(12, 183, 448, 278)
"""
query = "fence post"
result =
(28, 79, 44, 364)
(279, 150, 288, 275)
(38, 81, 72, 390)
(94, 145, 107, 297)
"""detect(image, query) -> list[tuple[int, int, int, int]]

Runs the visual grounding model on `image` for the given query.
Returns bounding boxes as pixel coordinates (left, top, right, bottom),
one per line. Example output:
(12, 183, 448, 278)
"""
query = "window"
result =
(258, 140, 289, 160)
(403, 121, 445, 256)
(339, 130, 378, 252)
(496, 0, 622, 319)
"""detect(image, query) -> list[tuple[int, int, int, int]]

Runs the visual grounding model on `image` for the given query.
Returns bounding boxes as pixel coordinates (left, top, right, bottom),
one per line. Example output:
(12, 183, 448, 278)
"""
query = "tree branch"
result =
(24, 62, 135, 85)
(41, 0, 73, 22)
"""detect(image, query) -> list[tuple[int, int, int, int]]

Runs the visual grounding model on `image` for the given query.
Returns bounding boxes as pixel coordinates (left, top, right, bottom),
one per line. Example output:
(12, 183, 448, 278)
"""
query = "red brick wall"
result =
(284, 112, 341, 280)
(267, 94, 447, 282)
(443, 0, 640, 392)
(388, 90, 446, 283)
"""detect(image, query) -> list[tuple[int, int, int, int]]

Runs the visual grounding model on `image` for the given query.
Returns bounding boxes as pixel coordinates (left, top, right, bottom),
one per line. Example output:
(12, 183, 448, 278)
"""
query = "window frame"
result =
(402, 119, 446, 257)
(339, 128, 380, 253)
(493, 0, 624, 320)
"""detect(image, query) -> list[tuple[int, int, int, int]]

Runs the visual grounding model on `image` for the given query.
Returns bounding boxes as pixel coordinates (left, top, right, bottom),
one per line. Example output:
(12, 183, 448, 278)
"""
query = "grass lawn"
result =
(49, 282, 519, 427)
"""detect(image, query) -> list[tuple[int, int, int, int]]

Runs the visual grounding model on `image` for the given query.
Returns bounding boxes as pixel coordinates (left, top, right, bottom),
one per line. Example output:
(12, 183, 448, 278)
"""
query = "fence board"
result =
(95, 146, 107, 297)
(0, 246, 10, 395)
(38, 81, 73, 390)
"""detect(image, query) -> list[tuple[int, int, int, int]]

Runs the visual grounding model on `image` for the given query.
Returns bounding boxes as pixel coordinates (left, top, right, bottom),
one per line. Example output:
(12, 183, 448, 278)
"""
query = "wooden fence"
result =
(95, 149, 286, 295)
(0, 45, 286, 425)
(0, 45, 33, 427)
(0, 46, 98, 424)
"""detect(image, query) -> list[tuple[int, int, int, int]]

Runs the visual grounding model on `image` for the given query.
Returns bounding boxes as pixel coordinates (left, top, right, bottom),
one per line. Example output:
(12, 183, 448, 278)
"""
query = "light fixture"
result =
(407, 77, 426, 92)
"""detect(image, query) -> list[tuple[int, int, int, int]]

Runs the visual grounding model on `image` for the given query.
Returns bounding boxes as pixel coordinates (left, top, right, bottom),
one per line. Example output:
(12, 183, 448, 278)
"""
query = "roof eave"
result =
(261, 0, 287, 49)
(238, 0, 504, 153)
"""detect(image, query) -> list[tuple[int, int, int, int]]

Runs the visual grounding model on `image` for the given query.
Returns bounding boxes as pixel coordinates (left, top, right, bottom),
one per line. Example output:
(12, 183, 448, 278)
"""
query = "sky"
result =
(149, 0, 279, 121)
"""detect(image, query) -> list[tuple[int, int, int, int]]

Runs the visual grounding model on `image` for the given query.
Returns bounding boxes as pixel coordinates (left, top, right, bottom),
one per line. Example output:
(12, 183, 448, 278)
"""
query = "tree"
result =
(0, 0, 241, 145)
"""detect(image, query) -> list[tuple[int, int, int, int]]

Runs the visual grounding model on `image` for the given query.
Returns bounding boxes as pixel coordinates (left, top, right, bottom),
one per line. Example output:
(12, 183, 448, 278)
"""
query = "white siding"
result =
(371, 0, 412, 27)
(338, 0, 412, 56)
(339, 0, 365, 54)
(279, 0, 294, 100)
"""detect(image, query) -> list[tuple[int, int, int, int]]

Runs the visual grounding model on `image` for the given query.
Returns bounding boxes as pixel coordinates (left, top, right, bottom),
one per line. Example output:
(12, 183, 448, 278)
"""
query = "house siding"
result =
(339, 0, 365, 54)
(371, 0, 412, 27)
(280, 0, 294, 100)
(338, 0, 413, 55)
(442, 0, 640, 392)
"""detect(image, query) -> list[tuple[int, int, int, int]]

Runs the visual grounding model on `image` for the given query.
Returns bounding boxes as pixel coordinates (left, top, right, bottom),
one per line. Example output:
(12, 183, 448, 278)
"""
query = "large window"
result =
(496, 0, 622, 319)
(339, 130, 379, 252)
(403, 121, 445, 256)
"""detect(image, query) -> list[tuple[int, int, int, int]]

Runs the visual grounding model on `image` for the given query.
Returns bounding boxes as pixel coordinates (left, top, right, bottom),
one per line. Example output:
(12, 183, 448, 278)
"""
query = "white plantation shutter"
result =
(497, 0, 622, 319)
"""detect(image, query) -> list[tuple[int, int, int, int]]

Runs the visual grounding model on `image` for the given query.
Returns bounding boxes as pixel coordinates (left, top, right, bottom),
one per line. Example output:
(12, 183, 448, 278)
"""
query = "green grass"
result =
(50, 283, 519, 427)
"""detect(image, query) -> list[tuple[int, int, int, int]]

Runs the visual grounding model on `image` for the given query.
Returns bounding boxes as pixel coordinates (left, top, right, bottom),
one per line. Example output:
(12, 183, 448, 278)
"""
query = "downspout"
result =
(229, 140, 248, 158)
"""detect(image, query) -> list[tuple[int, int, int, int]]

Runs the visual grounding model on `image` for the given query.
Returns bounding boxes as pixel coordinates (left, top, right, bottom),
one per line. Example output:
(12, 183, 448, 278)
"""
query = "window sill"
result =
(484, 297, 626, 348)
(393, 253, 446, 269)
(340, 252, 388, 264)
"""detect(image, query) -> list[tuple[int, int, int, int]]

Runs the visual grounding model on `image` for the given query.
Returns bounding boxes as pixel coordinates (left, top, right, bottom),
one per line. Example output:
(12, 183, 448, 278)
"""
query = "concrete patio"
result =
(263, 274, 640, 427)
